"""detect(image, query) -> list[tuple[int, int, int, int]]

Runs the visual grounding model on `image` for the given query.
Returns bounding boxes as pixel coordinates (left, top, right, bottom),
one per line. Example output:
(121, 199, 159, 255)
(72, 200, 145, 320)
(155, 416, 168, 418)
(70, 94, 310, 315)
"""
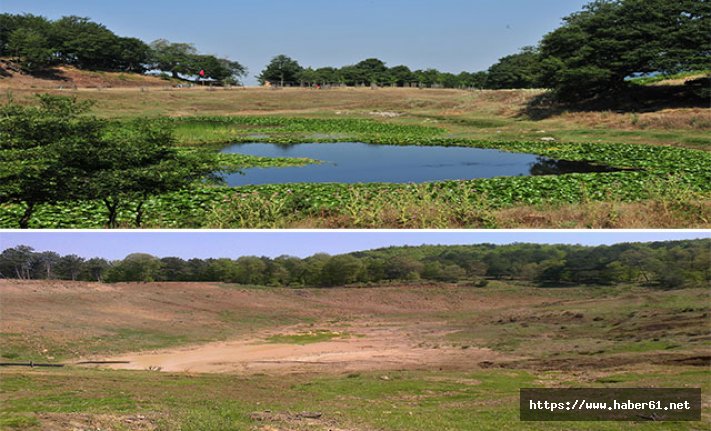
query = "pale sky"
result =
(2, 0, 591, 85)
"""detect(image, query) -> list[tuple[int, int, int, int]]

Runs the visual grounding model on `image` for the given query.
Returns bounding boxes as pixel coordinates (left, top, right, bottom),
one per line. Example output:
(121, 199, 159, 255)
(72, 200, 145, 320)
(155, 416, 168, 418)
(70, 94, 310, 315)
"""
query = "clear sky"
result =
(1, 231, 708, 260)
(1, 0, 591, 85)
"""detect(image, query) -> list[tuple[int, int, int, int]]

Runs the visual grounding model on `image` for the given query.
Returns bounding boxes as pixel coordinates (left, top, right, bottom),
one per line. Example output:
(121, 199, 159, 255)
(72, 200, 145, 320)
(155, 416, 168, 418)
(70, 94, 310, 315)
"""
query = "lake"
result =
(219, 142, 619, 185)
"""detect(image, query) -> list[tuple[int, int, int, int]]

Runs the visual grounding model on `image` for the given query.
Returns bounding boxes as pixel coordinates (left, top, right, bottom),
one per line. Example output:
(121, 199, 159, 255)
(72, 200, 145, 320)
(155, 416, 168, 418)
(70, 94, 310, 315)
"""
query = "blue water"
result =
(219, 142, 610, 185)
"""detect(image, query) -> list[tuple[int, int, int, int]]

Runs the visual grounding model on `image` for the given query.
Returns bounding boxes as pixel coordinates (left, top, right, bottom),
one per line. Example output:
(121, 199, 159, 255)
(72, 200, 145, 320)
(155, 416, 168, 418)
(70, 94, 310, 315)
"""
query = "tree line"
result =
(257, 55, 493, 89)
(0, 13, 246, 83)
(3, 0, 707, 100)
(1, 240, 708, 289)
(258, 0, 709, 100)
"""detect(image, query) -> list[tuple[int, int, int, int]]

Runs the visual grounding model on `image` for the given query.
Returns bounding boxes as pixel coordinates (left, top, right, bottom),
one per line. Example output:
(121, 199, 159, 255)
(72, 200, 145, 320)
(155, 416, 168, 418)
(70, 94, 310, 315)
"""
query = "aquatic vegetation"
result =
(1, 116, 709, 228)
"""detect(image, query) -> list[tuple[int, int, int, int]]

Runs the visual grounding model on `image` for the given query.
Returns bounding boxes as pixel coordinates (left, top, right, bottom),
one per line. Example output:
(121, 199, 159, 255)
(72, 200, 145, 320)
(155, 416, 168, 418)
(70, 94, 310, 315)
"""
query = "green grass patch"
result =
(1, 367, 707, 431)
(628, 70, 709, 86)
(266, 330, 346, 345)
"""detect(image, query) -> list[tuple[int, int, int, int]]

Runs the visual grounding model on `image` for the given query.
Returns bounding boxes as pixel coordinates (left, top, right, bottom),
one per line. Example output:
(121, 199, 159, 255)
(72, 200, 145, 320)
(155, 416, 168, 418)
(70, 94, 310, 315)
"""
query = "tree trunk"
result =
(135, 199, 146, 227)
(19, 202, 34, 229)
(104, 198, 120, 228)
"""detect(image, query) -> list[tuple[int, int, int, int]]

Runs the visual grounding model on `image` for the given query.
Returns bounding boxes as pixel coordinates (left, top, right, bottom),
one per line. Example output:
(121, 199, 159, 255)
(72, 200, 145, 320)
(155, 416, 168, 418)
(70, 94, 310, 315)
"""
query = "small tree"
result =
(258, 55, 303, 86)
(0, 95, 101, 228)
(0, 95, 218, 228)
(86, 120, 217, 227)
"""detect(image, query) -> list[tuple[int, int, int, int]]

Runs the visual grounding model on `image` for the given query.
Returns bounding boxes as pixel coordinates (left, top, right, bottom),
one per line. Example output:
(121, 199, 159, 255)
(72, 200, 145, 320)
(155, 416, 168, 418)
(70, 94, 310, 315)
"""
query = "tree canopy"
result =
(538, 0, 711, 101)
(2, 240, 708, 290)
(0, 13, 247, 83)
(258, 55, 304, 86)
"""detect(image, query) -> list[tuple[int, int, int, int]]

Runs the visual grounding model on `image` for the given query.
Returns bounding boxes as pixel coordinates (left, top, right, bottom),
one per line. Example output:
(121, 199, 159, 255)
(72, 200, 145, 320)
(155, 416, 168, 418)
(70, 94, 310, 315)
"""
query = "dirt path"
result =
(85, 321, 506, 374)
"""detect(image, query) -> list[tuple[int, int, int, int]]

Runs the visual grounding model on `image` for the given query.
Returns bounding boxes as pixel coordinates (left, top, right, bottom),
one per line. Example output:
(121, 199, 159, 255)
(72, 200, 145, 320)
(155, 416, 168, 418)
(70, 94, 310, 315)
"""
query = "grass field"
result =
(0, 280, 709, 430)
(1, 78, 710, 228)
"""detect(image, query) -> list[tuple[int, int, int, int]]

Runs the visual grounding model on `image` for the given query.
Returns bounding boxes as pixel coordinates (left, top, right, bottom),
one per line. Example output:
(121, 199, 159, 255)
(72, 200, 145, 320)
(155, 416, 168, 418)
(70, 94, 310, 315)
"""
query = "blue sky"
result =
(1, 232, 708, 260)
(2, 0, 590, 85)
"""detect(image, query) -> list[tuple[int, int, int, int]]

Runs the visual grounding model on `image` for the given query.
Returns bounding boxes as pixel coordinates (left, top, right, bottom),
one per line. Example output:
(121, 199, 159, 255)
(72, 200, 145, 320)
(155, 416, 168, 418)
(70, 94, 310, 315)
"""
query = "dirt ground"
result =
(95, 320, 506, 374)
(0, 280, 545, 374)
(2, 279, 708, 376)
(0, 62, 176, 89)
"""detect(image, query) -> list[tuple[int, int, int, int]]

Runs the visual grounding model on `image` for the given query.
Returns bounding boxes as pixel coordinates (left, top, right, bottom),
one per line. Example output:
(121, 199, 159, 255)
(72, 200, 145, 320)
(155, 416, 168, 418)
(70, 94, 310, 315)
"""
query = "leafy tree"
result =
(50, 16, 121, 70)
(192, 55, 247, 84)
(353, 58, 389, 85)
(0, 13, 52, 57)
(314, 67, 341, 85)
(388, 65, 414, 87)
(539, 0, 711, 101)
(0, 245, 35, 279)
(149, 39, 198, 79)
(258, 55, 303, 86)
(56, 254, 85, 281)
(233, 256, 268, 284)
(297, 67, 319, 86)
(81, 258, 111, 282)
(486, 47, 543, 89)
(32, 251, 61, 279)
(114, 37, 151, 72)
(6, 28, 53, 72)
(0, 95, 101, 228)
(87, 120, 217, 227)
(0, 95, 218, 228)
(106, 253, 162, 282)
(320, 255, 364, 287)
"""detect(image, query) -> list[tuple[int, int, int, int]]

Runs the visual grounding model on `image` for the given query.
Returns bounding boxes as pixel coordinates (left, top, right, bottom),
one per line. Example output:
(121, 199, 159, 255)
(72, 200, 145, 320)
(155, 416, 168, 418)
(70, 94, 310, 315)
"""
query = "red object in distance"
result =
(199, 69, 205, 77)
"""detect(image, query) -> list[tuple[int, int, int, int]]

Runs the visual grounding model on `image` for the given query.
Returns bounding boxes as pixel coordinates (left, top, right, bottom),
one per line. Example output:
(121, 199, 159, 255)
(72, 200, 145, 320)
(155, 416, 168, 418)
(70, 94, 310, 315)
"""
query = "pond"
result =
(219, 142, 620, 186)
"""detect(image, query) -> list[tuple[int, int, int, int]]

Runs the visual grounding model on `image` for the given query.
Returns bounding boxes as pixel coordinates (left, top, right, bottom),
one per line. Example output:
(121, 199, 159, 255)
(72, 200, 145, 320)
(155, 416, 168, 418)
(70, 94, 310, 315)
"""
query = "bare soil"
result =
(0, 280, 539, 374)
(96, 320, 505, 374)
(0, 62, 176, 89)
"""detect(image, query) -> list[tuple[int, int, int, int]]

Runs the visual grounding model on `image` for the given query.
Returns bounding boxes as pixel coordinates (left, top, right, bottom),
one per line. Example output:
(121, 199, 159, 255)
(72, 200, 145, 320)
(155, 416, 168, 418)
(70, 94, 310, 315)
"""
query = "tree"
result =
(33, 251, 61, 279)
(320, 255, 364, 287)
(81, 258, 110, 282)
(353, 58, 388, 85)
(388, 65, 414, 87)
(486, 47, 543, 89)
(87, 120, 218, 227)
(114, 37, 151, 72)
(6, 28, 53, 72)
(539, 0, 711, 101)
(0, 95, 218, 228)
(149, 39, 199, 79)
(258, 55, 303, 86)
(106, 253, 162, 282)
(233, 256, 268, 285)
(0, 245, 35, 279)
(0, 95, 101, 228)
(50, 16, 123, 70)
(193, 55, 247, 84)
(56, 254, 85, 281)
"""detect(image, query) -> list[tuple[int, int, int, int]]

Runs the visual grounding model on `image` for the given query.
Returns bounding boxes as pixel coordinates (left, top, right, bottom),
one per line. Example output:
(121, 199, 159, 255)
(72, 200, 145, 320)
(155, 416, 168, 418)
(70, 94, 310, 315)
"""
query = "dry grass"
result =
(2, 82, 709, 148)
(492, 199, 711, 229)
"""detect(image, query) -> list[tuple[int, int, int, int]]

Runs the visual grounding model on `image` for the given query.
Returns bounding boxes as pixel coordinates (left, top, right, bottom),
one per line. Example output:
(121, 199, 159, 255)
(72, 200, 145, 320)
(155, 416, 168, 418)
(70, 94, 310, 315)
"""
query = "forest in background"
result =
(1, 239, 708, 289)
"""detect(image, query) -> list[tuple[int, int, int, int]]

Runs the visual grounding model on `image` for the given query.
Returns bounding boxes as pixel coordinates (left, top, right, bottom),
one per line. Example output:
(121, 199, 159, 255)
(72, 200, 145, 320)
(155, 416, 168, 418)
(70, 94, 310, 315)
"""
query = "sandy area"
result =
(89, 321, 504, 374)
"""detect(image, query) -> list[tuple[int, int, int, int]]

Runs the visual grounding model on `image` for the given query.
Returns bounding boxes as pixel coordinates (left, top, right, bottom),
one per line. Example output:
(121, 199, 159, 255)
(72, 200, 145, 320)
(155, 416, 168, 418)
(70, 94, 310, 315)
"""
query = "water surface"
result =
(220, 142, 617, 185)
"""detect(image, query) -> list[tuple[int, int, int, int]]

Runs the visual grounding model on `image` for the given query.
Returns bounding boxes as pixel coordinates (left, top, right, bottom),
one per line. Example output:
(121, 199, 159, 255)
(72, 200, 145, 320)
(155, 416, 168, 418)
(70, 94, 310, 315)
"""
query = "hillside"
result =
(0, 60, 178, 89)
(1, 280, 708, 430)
